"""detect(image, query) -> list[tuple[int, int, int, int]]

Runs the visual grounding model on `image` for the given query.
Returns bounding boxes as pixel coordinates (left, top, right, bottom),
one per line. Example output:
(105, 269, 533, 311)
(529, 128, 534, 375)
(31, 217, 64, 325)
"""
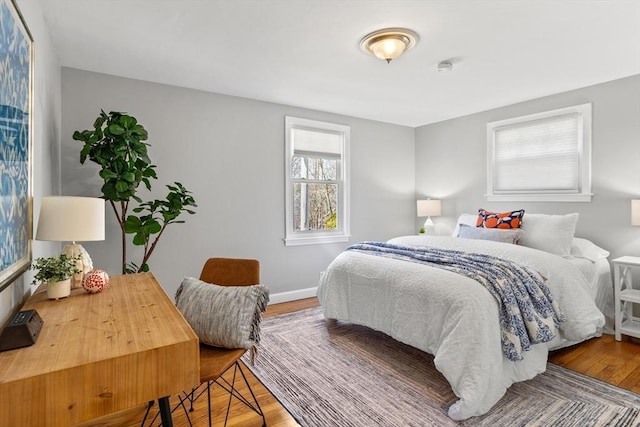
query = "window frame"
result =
(486, 103, 592, 202)
(284, 116, 350, 246)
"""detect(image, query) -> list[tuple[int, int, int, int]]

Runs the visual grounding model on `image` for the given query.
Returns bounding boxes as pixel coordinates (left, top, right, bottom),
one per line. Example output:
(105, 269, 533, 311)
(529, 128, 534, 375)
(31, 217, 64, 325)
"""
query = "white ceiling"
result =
(38, 0, 640, 127)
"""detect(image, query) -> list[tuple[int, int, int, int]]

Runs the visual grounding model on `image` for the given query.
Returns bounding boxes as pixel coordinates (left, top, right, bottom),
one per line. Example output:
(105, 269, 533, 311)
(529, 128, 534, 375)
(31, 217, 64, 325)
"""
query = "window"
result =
(285, 117, 350, 246)
(487, 103, 592, 202)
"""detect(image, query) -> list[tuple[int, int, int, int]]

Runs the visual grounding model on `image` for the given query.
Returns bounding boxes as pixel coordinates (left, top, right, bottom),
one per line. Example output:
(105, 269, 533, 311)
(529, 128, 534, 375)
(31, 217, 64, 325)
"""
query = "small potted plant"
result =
(30, 254, 82, 300)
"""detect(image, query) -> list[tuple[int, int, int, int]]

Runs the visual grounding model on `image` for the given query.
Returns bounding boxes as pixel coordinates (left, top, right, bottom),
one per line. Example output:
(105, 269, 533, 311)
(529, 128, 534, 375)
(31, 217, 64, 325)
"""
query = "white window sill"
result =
(487, 193, 593, 202)
(284, 234, 351, 246)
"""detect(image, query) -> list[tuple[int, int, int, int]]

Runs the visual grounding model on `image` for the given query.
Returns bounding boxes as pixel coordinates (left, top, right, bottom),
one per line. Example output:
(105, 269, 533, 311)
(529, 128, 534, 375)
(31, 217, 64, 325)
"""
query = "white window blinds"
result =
(493, 113, 580, 192)
(487, 103, 592, 202)
(292, 128, 342, 157)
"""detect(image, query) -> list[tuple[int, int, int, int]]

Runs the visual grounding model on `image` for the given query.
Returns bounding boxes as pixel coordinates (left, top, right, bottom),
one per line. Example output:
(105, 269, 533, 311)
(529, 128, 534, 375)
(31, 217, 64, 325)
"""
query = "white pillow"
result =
(570, 237, 610, 262)
(451, 213, 478, 237)
(519, 213, 579, 258)
(458, 224, 522, 244)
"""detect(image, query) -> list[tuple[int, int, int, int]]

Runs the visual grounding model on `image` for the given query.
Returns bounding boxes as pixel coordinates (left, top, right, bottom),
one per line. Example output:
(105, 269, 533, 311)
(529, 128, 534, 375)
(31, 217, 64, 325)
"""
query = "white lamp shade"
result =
(632, 199, 640, 226)
(417, 199, 441, 217)
(36, 197, 105, 242)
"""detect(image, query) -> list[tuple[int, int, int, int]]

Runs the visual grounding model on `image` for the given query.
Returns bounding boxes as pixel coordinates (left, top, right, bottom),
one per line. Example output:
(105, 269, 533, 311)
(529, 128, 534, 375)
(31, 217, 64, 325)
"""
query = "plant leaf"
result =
(115, 180, 129, 192)
(132, 233, 146, 245)
(108, 124, 125, 135)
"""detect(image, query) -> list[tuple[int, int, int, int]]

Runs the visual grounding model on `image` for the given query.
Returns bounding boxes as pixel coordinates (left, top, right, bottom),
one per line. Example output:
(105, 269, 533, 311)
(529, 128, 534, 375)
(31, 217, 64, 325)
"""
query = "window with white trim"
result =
(487, 103, 592, 202)
(285, 116, 350, 246)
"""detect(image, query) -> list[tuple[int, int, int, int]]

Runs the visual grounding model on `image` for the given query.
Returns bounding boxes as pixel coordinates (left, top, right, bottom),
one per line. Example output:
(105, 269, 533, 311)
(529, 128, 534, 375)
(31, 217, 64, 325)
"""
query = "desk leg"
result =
(158, 396, 173, 427)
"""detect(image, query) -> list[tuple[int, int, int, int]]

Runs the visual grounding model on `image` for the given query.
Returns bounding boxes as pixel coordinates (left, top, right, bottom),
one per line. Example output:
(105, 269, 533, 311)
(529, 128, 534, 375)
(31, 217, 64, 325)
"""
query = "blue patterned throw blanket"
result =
(346, 242, 565, 361)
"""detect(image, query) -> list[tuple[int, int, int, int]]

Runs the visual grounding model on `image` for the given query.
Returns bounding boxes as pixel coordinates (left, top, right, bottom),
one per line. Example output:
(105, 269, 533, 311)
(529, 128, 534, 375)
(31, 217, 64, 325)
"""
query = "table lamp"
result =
(632, 199, 640, 226)
(35, 197, 105, 288)
(417, 199, 441, 234)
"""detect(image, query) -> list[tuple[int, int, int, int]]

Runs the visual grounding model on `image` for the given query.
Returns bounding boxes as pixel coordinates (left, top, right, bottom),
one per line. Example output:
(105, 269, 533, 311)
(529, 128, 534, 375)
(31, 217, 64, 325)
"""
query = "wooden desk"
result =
(0, 272, 199, 427)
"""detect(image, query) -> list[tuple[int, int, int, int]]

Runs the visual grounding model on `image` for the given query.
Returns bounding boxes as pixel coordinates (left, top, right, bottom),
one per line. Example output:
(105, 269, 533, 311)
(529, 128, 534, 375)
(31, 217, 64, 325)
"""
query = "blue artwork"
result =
(0, 0, 32, 291)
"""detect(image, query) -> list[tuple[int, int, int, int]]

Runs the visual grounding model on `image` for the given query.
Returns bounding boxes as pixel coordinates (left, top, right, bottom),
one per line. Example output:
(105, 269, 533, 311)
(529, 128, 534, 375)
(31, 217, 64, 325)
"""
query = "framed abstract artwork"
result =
(0, 0, 33, 293)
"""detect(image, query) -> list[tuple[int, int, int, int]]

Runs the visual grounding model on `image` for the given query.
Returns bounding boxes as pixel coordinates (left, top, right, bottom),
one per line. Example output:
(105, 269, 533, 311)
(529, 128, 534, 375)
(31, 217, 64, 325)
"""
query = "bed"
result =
(317, 212, 612, 420)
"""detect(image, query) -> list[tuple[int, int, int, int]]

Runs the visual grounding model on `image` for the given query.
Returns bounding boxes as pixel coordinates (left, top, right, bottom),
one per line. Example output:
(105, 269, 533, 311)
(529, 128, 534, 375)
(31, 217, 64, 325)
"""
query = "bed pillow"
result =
(570, 237, 610, 262)
(175, 276, 269, 349)
(458, 224, 522, 244)
(451, 213, 478, 237)
(519, 213, 579, 258)
(476, 208, 525, 229)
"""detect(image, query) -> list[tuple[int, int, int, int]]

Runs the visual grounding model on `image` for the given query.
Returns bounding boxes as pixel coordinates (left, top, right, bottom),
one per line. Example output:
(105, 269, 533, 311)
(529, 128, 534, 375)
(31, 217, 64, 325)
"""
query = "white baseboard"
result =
(268, 287, 317, 305)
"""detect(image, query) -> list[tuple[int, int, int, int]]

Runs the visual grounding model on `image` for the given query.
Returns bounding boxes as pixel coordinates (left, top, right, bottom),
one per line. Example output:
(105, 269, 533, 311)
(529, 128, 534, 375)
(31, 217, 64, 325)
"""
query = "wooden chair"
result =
(187, 258, 266, 427)
(142, 258, 266, 427)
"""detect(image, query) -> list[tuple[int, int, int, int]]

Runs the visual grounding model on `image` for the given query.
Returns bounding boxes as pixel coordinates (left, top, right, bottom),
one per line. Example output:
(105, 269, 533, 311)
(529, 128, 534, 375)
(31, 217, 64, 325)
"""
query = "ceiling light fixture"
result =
(360, 28, 419, 63)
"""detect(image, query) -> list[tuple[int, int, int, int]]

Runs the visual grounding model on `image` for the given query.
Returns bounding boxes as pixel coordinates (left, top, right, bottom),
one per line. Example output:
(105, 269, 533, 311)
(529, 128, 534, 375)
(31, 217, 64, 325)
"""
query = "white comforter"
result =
(316, 235, 605, 420)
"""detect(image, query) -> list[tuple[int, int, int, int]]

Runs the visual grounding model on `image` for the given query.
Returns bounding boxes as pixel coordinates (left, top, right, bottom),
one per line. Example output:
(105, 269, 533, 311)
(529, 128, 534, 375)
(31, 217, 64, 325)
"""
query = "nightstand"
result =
(613, 256, 640, 341)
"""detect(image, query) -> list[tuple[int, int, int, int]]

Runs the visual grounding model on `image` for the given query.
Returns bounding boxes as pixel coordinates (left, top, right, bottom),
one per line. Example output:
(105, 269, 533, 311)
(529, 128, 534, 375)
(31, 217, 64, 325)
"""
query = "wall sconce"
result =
(360, 28, 419, 63)
(417, 199, 441, 233)
(35, 197, 105, 288)
(632, 199, 640, 226)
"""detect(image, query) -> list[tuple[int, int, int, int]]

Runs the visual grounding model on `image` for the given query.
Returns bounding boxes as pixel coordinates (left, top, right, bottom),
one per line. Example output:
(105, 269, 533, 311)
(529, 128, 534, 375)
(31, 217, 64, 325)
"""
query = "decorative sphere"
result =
(82, 269, 110, 294)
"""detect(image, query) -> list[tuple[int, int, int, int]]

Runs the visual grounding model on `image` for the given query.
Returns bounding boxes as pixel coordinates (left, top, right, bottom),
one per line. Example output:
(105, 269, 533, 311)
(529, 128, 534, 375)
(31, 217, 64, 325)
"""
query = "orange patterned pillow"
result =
(476, 209, 525, 229)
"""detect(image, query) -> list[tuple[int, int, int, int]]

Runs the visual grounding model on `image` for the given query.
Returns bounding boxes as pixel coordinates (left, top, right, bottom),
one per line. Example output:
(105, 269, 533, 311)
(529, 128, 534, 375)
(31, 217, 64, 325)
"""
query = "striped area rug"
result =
(244, 307, 640, 427)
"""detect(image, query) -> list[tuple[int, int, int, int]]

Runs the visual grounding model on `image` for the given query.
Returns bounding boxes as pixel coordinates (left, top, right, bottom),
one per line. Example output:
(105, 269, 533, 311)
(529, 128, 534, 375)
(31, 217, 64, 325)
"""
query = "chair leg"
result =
(141, 400, 163, 427)
(189, 388, 195, 412)
(236, 362, 267, 427)
(222, 363, 239, 427)
(140, 401, 155, 427)
(175, 392, 195, 427)
(170, 362, 266, 427)
(207, 380, 213, 427)
(215, 361, 266, 427)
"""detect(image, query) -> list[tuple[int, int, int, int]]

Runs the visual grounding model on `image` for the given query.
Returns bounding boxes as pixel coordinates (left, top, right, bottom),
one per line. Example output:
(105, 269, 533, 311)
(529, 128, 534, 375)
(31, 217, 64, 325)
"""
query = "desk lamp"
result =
(35, 197, 105, 288)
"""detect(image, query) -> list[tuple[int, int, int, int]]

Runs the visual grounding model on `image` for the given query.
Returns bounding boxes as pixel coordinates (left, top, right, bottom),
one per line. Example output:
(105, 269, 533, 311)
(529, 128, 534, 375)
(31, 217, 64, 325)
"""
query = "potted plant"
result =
(30, 254, 82, 300)
(73, 110, 197, 274)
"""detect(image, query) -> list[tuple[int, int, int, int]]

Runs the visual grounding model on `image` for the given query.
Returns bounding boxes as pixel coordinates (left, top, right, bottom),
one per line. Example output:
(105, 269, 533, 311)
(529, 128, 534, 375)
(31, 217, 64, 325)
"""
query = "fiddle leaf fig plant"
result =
(73, 110, 197, 274)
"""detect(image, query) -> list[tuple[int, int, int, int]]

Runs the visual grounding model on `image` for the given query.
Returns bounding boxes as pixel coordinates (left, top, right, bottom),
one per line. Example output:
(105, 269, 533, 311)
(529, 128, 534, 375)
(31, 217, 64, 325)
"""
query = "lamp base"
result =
(423, 217, 435, 235)
(61, 244, 94, 289)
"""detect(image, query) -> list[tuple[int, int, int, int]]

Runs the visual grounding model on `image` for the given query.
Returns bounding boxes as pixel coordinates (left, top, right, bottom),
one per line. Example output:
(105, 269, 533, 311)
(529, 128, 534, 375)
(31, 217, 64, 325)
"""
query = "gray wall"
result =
(61, 68, 416, 300)
(0, 0, 62, 325)
(415, 75, 640, 260)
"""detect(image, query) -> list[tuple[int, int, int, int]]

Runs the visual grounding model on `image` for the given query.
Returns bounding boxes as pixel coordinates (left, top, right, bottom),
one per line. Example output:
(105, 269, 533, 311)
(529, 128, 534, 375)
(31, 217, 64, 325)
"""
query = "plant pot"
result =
(47, 278, 71, 300)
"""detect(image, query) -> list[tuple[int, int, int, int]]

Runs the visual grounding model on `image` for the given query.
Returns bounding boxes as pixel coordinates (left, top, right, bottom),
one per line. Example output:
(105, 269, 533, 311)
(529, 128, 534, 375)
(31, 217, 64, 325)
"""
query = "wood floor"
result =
(77, 297, 640, 427)
(548, 330, 640, 394)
